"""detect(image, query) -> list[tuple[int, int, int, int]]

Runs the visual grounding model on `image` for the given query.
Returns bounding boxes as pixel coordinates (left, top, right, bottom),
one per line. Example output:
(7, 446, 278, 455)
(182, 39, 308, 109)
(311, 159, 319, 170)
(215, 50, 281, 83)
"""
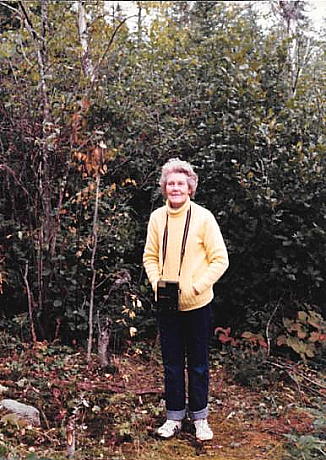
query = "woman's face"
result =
(165, 172, 191, 208)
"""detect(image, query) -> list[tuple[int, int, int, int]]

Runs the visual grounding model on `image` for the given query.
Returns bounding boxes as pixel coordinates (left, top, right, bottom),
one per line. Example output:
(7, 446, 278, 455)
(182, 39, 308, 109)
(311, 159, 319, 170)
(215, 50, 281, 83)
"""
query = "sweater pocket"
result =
(179, 278, 198, 307)
(179, 276, 214, 309)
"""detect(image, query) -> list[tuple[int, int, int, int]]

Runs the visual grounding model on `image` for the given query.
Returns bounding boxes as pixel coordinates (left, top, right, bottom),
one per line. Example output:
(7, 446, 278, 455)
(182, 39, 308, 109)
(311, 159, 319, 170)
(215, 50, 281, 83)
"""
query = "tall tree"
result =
(272, 0, 313, 95)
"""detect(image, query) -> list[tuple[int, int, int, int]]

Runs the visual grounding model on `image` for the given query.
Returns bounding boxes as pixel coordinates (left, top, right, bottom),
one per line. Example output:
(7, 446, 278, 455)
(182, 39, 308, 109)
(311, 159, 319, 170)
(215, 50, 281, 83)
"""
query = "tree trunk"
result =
(19, 0, 54, 336)
(78, 0, 95, 81)
(97, 315, 111, 368)
(87, 174, 101, 361)
(137, 2, 142, 44)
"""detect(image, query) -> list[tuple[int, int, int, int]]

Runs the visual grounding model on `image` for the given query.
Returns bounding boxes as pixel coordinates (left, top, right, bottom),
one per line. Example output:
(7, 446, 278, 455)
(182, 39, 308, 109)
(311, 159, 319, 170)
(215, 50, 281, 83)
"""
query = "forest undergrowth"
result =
(0, 336, 324, 460)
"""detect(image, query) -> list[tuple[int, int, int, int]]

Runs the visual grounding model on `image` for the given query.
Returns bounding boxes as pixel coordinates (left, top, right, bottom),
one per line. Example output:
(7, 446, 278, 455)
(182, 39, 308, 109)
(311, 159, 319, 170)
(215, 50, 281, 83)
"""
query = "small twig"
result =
(41, 430, 60, 443)
(0, 1, 19, 15)
(219, 411, 236, 426)
(21, 261, 37, 343)
(269, 361, 326, 396)
(134, 388, 163, 395)
(0, 164, 30, 196)
(88, 14, 137, 89)
(39, 408, 50, 431)
(298, 372, 326, 390)
(299, 383, 325, 398)
(18, 1, 39, 40)
(66, 414, 76, 458)
(266, 301, 280, 356)
(271, 361, 326, 389)
(95, 274, 110, 290)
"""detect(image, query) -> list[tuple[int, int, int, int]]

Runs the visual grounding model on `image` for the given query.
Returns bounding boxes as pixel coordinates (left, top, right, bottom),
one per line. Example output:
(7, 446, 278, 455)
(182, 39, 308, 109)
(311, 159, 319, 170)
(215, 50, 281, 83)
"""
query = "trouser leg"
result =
(158, 312, 186, 421)
(183, 303, 213, 420)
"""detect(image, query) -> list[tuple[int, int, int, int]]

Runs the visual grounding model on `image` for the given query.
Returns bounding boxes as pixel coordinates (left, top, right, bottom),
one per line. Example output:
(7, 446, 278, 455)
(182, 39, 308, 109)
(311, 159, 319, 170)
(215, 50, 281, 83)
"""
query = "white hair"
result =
(159, 158, 198, 198)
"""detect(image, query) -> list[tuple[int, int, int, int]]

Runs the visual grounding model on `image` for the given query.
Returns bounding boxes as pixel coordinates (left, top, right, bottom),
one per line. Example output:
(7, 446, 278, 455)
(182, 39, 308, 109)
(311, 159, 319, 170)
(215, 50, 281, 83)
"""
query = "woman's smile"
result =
(165, 172, 191, 208)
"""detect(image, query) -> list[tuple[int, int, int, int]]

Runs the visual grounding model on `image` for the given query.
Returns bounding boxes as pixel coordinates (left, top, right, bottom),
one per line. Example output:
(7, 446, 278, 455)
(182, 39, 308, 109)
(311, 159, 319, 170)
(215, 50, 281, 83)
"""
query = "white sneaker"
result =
(157, 419, 182, 438)
(194, 419, 213, 441)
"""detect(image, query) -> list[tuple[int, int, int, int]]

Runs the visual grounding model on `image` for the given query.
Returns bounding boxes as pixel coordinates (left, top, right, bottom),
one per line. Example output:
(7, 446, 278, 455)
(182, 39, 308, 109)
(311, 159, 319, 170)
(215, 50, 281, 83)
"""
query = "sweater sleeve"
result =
(143, 213, 160, 292)
(192, 213, 229, 295)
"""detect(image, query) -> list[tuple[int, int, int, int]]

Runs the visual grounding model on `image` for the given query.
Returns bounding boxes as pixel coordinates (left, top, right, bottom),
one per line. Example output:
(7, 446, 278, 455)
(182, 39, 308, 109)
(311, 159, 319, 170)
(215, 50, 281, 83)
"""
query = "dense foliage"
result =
(0, 1, 325, 360)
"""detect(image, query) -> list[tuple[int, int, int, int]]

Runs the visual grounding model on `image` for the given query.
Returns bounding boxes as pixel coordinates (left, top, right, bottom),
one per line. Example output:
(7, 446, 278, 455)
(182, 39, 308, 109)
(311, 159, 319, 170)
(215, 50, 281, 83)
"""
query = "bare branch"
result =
(0, 164, 30, 197)
(86, 14, 137, 94)
(21, 262, 37, 343)
(0, 1, 20, 15)
(97, 14, 137, 70)
(265, 301, 280, 357)
(18, 0, 39, 40)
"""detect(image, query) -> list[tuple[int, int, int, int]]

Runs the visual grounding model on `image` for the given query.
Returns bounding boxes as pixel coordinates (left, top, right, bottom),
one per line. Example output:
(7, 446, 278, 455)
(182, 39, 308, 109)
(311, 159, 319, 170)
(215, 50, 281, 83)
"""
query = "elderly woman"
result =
(143, 158, 229, 441)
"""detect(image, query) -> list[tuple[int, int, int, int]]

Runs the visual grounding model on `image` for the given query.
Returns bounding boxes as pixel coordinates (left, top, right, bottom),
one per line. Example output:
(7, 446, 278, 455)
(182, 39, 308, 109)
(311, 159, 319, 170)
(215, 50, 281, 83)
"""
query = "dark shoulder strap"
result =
(162, 212, 169, 267)
(161, 206, 192, 277)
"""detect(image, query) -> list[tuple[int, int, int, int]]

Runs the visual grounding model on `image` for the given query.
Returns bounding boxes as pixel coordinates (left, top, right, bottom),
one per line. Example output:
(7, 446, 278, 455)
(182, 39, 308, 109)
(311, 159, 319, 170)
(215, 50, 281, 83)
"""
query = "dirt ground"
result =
(0, 341, 324, 459)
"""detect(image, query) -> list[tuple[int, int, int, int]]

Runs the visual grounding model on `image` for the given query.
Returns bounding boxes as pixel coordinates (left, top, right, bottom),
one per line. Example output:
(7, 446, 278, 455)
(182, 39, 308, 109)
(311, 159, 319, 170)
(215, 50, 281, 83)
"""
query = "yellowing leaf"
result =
(129, 327, 137, 337)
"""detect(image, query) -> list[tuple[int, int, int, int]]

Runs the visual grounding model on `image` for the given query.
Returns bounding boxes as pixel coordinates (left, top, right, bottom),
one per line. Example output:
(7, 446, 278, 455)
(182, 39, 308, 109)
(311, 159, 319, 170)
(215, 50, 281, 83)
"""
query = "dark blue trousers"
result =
(158, 303, 213, 421)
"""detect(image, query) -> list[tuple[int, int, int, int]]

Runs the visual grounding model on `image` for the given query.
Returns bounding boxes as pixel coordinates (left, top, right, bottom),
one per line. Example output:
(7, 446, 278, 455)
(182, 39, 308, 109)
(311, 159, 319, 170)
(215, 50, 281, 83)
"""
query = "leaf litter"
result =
(0, 341, 324, 460)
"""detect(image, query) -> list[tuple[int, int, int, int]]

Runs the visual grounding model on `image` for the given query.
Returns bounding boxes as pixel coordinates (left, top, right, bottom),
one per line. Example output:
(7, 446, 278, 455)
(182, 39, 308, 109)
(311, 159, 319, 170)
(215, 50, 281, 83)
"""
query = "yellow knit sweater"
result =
(143, 197, 229, 311)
